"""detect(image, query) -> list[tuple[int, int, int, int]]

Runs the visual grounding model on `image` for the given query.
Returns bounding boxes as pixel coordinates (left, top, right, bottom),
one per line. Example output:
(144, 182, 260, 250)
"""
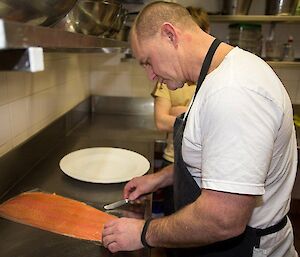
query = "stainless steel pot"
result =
(265, 0, 298, 15)
(0, 0, 78, 26)
(58, 0, 122, 36)
(222, 0, 252, 15)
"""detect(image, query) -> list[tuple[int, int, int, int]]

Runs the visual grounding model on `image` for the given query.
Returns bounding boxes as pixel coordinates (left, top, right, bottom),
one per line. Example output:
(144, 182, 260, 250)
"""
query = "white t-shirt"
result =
(182, 47, 298, 255)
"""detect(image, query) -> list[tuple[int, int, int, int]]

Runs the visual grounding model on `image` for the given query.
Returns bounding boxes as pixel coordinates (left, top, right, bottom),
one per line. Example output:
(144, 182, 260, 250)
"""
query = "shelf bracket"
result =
(0, 47, 44, 72)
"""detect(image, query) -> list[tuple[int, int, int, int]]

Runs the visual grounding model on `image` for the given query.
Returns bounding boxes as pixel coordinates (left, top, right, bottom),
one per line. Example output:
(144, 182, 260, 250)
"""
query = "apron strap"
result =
(195, 38, 222, 96)
(254, 215, 288, 248)
(185, 38, 222, 121)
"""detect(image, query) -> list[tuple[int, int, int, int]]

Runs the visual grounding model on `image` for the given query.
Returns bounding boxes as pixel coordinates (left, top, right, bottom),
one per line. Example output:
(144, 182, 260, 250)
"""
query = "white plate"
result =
(59, 147, 150, 183)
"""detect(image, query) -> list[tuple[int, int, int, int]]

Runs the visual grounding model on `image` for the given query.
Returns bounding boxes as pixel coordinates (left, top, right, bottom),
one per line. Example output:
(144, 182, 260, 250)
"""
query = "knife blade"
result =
(103, 199, 130, 210)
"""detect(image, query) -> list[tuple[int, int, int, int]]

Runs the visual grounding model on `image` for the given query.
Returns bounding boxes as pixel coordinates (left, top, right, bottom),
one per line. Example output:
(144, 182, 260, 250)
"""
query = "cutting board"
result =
(0, 191, 117, 242)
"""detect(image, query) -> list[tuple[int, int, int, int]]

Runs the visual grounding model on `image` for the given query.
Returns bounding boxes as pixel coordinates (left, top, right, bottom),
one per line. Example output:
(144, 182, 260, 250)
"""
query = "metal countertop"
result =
(0, 112, 166, 257)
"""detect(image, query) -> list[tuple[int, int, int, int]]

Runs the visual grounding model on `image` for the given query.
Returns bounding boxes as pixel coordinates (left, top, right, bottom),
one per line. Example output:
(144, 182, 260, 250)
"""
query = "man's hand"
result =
(123, 174, 156, 200)
(102, 218, 145, 253)
(124, 165, 174, 200)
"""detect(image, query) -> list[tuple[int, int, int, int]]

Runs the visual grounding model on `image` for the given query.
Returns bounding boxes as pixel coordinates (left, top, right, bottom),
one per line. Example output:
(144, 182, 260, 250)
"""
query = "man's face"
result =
(131, 31, 184, 90)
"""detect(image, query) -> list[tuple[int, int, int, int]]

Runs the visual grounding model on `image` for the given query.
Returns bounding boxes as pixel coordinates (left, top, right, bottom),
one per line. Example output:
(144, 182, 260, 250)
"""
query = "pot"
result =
(55, 0, 122, 36)
(265, 0, 298, 15)
(221, 0, 253, 15)
(0, 0, 78, 26)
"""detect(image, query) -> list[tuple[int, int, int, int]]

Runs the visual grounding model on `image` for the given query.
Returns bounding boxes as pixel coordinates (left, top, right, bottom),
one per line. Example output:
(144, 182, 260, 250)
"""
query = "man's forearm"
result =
(145, 190, 256, 248)
(153, 164, 174, 190)
(169, 106, 188, 117)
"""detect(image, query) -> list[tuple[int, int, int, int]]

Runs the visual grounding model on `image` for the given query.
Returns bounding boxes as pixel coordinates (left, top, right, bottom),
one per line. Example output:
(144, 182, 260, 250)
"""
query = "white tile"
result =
(90, 53, 122, 69)
(9, 97, 31, 138)
(0, 140, 13, 157)
(32, 70, 56, 93)
(11, 129, 31, 148)
(6, 72, 33, 101)
(32, 54, 89, 94)
(35, 88, 58, 121)
(0, 104, 11, 146)
(0, 72, 8, 106)
(93, 73, 133, 96)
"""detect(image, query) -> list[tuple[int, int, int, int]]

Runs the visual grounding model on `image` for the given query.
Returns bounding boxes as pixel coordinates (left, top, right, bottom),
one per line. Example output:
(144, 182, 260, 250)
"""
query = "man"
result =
(152, 6, 210, 218)
(102, 2, 298, 256)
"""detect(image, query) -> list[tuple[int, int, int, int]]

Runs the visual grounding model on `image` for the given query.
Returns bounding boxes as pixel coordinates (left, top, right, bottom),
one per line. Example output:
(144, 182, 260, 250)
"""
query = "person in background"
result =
(152, 6, 210, 216)
(102, 2, 298, 256)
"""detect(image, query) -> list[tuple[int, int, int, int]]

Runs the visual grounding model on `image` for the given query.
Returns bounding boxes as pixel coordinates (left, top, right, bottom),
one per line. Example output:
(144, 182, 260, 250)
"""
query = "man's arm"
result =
(146, 189, 256, 247)
(154, 97, 176, 132)
(154, 95, 189, 132)
(102, 189, 256, 253)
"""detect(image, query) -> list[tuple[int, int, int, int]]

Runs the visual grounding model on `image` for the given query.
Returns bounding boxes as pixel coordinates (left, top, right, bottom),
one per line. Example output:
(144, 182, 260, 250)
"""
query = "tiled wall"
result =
(0, 53, 90, 157)
(90, 53, 154, 97)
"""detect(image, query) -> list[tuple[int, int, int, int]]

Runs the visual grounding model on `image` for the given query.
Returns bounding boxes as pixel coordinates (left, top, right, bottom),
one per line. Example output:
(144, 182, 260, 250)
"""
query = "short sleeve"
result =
(151, 82, 171, 100)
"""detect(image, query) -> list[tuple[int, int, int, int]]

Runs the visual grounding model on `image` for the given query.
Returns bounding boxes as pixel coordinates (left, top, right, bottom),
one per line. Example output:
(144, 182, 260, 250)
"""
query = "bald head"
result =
(132, 1, 197, 41)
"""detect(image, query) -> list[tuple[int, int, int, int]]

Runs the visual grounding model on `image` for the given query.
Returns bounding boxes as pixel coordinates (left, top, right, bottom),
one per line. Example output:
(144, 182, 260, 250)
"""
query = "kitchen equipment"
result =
(265, 23, 281, 61)
(59, 147, 150, 183)
(265, 0, 298, 15)
(296, 0, 300, 15)
(103, 7, 128, 38)
(0, 0, 78, 26)
(104, 198, 130, 210)
(221, 0, 253, 15)
(281, 35, 295, 61)
(56, 0, 122, 36)
(0, 191, 117, 242)
(228, 23, 262, 56)
(115, 25, 131, 41)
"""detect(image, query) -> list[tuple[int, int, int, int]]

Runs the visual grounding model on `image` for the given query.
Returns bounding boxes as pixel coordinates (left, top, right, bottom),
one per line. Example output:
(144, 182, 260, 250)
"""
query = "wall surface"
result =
(0, 53, 90, 157)
(90, 53, 154, 97)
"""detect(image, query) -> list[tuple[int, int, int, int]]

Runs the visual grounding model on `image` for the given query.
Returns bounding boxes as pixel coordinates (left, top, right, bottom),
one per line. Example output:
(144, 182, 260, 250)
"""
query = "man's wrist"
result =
(141, 218, 154, 248)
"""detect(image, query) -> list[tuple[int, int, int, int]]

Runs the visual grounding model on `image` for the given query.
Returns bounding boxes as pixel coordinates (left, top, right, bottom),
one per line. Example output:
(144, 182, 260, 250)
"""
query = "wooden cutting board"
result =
(0, 191, 117, 242)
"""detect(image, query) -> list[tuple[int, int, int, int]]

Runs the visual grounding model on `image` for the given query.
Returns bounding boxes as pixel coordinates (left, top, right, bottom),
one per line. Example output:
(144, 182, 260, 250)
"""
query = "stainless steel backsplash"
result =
(91, 96, 154, 116)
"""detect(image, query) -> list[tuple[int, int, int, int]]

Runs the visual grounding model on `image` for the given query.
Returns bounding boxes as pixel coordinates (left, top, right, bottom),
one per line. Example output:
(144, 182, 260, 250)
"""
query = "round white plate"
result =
(59, 147, 150, 183)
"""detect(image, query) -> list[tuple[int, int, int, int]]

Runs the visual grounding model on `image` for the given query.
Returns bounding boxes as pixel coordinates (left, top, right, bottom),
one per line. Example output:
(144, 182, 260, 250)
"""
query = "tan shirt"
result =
(152, 82, 196, 162)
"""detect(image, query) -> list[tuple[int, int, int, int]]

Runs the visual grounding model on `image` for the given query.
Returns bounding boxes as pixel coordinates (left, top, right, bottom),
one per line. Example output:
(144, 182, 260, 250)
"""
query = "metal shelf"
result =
(0, 19, 129, 52)
(209, 15, 300, 23)
(267, 61, 300, 68)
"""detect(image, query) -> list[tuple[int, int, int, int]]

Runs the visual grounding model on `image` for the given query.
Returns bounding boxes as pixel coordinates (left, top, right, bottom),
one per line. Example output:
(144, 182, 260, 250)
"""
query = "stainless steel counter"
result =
(0, 101, 166, 257)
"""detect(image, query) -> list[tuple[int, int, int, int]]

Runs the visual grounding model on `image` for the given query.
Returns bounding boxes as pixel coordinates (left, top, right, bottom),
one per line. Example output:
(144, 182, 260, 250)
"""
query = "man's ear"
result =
(161, 23, 178, 48)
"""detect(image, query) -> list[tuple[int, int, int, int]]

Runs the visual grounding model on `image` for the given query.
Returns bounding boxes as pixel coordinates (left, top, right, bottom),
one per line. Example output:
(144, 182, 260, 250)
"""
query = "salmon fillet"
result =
(0, 191, 117, 242)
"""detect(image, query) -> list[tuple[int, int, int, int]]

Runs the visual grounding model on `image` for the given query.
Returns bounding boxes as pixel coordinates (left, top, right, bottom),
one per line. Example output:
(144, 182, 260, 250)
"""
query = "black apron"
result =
(171, 38, 287, 257)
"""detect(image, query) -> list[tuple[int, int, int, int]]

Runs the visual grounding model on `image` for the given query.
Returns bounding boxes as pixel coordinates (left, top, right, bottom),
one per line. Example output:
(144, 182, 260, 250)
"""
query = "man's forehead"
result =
(131, 33, 148, 62)
(130, 31, 140, 56)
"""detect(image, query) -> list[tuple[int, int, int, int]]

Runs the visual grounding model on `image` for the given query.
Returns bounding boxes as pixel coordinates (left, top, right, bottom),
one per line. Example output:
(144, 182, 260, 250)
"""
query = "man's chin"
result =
(165, 81, 185, 90)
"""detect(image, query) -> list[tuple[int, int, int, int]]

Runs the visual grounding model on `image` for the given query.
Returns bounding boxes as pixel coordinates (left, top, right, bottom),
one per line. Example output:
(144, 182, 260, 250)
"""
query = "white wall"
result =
(0, 53, 90, 157)
(90, 53, 154, 97)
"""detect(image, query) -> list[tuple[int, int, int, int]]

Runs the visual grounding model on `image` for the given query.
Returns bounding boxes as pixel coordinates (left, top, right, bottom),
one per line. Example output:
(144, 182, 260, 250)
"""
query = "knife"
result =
(103, 199, 130, 210)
